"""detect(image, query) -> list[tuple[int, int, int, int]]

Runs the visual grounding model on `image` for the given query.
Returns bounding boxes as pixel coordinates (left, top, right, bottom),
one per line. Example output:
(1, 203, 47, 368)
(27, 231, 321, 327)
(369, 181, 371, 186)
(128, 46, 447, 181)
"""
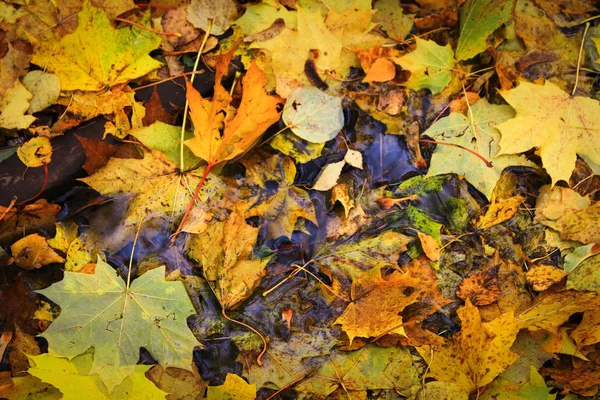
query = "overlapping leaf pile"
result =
(1, 0, 600, 399)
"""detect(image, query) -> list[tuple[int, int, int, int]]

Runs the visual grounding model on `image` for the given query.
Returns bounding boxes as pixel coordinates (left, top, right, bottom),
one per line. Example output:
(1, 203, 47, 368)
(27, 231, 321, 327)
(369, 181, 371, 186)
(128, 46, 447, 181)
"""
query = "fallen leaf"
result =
(344, 149, 363, 169)
(21, 71, 60, 114)
(242, 152, 317, 239)
(477, 195, 525, 229)
(186, 0, 239, 36)
(184, 49, 282, 165)
(418, 300, 519, 393)
(37, 258, 199, 390)
(76, 135, 140, 175)
(186, 205, 272, 309)
(554, 202, 600, 244)
(0, 80, 35, 129)
(334, 269, 421, 343)
(206, 373, 255, 400)
(311, 160, 345, 191)
(394, 38, 455, 94)
(17, 136, 52, 167)
(515, 291, 600, 333)
(456, 263, 501, 306)
(525, 264, 568, 291)
(10, 233, 64, 270)
(146, 365, 207, 400)
(417, 231, 440, 261)
(455, 0, 513, 61)
(269, 129, 325, 163)
(566, 253, 600, 293)
(30, 2, 161, 91)
(373, 0, 414, 41)
(424, 99, 534, 199)
(0, 200, 60, 245)
(571, 310, 600, 347)
(28, 351, 167, 399)
(282, 87, 344, 143)
(496, 80, 600, 184)
(480, 365, 556, 400)
(363, 57, 396, 82)
(234, 0, 297, 36)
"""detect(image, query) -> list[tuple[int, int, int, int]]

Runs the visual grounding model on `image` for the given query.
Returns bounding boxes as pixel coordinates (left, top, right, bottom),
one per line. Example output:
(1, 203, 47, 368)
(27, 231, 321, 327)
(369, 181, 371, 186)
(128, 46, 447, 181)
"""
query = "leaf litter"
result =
(1, 0, 600, 399)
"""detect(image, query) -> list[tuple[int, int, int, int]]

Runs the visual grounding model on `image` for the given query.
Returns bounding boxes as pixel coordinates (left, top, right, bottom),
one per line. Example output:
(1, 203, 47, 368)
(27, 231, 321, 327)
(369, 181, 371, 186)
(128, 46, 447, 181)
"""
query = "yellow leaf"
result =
(207, 373, 256, 400)
(17, 137, 52, 167)
(476, 195, 525, 229)
(363, 57, 396, 82)
(418, 300, 519, 393)
(10, 233, 65, 270)
(30, 1, 161, 91)
(186, 205, 271, 309)
(525, 264, 568, 291)
(334, 270, 421, 343)
(184, 48, 282, 165)
(0, 80, 36, 130)
(496, 80, 600, 184)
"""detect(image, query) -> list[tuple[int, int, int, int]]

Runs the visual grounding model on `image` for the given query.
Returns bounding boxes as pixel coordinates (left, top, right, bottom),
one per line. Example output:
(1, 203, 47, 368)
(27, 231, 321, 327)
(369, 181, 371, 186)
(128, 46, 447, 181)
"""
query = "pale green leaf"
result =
(22, 71, 60, 114)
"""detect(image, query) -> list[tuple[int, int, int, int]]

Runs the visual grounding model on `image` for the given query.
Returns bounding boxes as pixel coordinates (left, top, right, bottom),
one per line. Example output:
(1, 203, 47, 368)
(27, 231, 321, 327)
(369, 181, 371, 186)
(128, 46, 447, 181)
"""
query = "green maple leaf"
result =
(37, 258, 199, 391)
(394, 38, 455, 94)
(30, 1, 161, 91)
(424, 99, 534, 199)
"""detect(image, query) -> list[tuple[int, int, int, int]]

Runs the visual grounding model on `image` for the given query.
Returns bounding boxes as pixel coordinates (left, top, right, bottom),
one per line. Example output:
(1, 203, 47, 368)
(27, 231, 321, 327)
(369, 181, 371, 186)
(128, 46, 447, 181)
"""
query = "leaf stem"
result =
(573, 22, 590, 96)
(0, 196, 17, 223)
(221, 308, 268, 367)
(19, 163, 49, 205)
(114, 17, 181, 37)
(132, 71, 205, 91)
(170, 162, 214, 244)
(419, 140, 493, 167)
(179, 19, 213, 171)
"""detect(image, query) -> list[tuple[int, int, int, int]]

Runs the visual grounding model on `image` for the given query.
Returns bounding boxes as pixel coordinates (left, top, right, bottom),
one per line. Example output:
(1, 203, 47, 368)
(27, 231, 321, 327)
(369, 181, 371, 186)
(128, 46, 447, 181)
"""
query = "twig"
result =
(115, 17, 181, 37)
(573, 22, 590, 96)
(419, 140, 493, 167)
(0, 197, 17, 223)
(132, 71, 206, 91)
(221, 308, 268, 366)
(19, 163, 49, 205)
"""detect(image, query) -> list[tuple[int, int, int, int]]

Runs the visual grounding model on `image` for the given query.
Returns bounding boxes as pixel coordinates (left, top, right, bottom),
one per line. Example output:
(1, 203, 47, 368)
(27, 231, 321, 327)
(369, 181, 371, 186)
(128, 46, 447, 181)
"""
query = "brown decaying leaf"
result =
(456, 264, 501, 306)
(142, 87, 177, 126)
(76, 135, 140, 175)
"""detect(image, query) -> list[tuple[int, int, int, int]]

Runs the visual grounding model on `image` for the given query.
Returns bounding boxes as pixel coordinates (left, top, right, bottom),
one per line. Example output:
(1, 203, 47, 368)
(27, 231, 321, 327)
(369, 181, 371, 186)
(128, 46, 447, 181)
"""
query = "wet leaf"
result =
(206, 373, 255, 400)
(311, 160, 345, 191)
(0, 80, 35, 129)
(496, 80, 600, 184)
(456, 0, 513, 61)
(10, 233, 64, 270)
(282, 87, 344, 143)
(30, 1, 161, 91)
(37, 258, 199, 390)
(17, 137, 51, 168)
(27, 351, 167, 399)
(424, 99, 533, 199)
(418, 300, 519, 393)
(184, 52, 282, 165)
(394, 38, 455, 94)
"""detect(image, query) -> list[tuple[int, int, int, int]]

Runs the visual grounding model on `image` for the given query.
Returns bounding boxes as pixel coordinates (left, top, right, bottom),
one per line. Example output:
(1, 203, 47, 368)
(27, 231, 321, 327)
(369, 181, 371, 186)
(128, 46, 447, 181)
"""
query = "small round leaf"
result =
(282, 88, 344, 143)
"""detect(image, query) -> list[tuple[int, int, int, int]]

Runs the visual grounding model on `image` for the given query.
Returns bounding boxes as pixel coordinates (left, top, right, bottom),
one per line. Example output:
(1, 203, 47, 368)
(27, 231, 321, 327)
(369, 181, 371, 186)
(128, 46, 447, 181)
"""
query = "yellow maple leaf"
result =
(184, 45, 283, 166)
(417, 300, 519, 393)
(30, 1, 161, 91)
(496, 80, 600, 184)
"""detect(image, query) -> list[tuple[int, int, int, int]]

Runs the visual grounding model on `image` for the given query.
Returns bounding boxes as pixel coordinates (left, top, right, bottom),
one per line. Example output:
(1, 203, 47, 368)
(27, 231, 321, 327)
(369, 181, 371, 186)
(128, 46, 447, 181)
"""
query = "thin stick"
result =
(132, 71, 205, 91)
(577, 15, 600, 25)
(265, 373, 316, 400)
(419, 140, 493, 167)
(179, 19, 213, 171)
(126, 217, 145, 289)
(115, 17, 181, 37)
(0, 197, 17, 223)
(573, 22, 590, 96)
(170, 162, 214, 244)
(221, 308, 268, 366)
(19, 163, 49, 205)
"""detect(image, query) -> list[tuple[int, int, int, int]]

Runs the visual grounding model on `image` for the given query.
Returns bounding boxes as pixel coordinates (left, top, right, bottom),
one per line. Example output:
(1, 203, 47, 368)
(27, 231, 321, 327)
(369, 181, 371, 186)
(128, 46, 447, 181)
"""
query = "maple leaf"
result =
(184, 47, 283, 166)
(394, 38, 455, 94)
(206, 373, 256, 400)
(37, 258, 199, 391)
(294, 345, 421, 398)
(417, 300, 520, 393)
(496, 80, 600, 184)
(27, 351, 166, 398)
(79, 147, 226, 253)
(185, 205, 272, 310)
(424, 99, 534, 199)
(455, 0, 513, 61)
(334, 269, 421, 343)
(30, 1, 161, 91)
(241, 152, 317, 239)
